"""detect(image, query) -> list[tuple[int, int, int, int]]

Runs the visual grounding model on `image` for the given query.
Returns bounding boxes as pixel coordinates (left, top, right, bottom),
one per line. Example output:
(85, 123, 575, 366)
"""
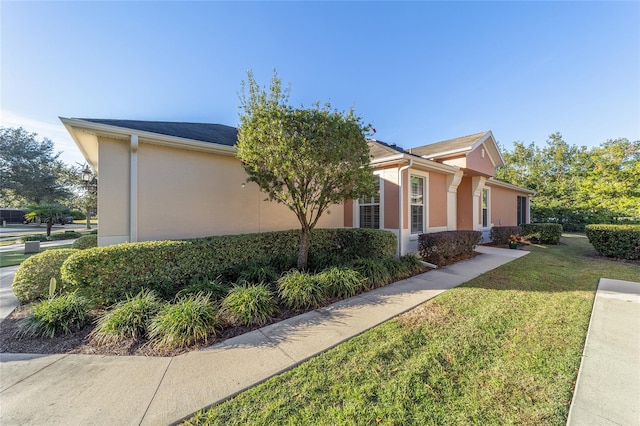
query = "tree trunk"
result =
(46, 220, 53, 237)
(297, 228, 310, 271)
(85, 207, 91, 229)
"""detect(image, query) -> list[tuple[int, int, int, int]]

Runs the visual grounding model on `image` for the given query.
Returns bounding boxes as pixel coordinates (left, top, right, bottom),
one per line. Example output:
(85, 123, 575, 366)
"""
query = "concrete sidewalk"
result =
(567, 278, 640, 426)
(0, 246, 527, 425)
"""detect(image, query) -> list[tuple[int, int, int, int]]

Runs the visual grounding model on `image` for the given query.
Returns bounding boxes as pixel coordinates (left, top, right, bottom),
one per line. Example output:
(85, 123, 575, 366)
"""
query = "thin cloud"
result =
(0, 110, 86, 166)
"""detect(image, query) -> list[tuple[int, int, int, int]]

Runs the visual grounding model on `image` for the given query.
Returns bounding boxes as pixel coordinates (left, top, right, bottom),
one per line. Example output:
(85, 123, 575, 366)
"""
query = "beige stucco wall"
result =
(428, 172, 447, 228)
(98, 138, 344, 245)
(456, 177, 473, 230)
(488, 185, 529, 227)
(97, 137, 130, 245)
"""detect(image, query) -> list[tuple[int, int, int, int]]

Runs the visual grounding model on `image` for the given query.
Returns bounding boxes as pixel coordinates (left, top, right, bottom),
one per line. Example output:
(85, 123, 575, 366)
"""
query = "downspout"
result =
(397, 159, 413, 256)
(130, 135, 138, 243)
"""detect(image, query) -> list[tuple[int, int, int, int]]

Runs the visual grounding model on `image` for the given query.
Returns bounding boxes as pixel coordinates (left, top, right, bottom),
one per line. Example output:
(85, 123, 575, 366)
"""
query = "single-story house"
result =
(60, 118, 534, 254)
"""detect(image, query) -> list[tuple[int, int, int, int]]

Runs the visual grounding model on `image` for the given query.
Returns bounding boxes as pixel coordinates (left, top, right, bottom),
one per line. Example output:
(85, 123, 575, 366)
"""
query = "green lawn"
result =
(0, 244, 74, 268)
(185, 234, 639, 425)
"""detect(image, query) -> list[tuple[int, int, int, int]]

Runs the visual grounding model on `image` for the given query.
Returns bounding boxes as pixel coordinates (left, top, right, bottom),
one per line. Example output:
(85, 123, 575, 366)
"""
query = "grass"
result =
(0, 244, 74, 268)
(185, 234, 639, 425)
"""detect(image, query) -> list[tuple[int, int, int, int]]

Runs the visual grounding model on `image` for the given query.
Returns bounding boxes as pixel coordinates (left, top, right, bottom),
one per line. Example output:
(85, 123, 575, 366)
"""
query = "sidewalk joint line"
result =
(138, 357, 174, 425)
(0, 354, 70, 394)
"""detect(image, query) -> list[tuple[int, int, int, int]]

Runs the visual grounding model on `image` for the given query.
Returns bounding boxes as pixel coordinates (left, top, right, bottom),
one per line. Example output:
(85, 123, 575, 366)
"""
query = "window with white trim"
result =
(482, 189, 489, 227)
(359, 177, 380, 229)
(410, 175, 425, 233)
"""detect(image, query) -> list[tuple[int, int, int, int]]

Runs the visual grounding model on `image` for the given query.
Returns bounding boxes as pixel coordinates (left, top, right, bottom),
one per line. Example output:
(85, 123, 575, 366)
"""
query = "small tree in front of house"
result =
(24, 203, 68, 237)
(237, 71, 375, 270)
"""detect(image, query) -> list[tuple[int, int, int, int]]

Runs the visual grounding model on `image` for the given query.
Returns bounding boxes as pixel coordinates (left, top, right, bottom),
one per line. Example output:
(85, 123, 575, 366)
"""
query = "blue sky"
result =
(1, 1, 638, 166)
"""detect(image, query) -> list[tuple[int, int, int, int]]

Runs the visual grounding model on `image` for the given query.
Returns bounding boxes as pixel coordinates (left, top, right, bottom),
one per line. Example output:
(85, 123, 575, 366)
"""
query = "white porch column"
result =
(446, 170, 463, 230)
(130, 134, 138, 243)
(471, 176, 487, 231)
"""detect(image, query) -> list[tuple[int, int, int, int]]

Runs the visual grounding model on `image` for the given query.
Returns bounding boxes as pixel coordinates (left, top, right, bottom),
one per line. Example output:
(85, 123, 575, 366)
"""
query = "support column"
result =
(130, 135, 138, 243)
(446, 170, 463, 230)
(471, 176, 486, 231)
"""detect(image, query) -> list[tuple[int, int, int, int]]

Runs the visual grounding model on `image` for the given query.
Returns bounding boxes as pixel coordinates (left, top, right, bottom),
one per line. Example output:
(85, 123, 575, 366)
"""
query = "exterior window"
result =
(482, 189, 489, 227)
(359, 177, 380, 229)
(517, 196, 527, 225)
(410, 175, 425, 234)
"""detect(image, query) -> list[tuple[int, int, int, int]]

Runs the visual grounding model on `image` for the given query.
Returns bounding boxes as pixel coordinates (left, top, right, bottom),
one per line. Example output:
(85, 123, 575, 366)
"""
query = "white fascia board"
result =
(60, 117, 99, 172)
(421, 147, 471, 160)
(486, 177, 536, 195)
(59, 117, 238, 157)
(370, 153, 459, 174)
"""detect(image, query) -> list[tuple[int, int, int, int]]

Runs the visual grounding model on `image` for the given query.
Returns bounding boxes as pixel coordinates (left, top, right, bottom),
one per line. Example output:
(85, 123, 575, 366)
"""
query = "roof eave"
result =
(486, 177, 536, 195)
(60, 117, 238, 157)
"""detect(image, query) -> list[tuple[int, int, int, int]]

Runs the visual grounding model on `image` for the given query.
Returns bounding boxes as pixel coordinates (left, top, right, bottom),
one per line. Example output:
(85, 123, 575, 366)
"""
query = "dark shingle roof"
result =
(409, 131, 489, 158)
(80, 119, 238, 147)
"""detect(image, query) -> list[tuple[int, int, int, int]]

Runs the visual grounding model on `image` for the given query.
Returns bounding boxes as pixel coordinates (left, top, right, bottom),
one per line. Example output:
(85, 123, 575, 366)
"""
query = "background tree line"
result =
(0, 126, 97, 232)
(495, 132, 640, 231)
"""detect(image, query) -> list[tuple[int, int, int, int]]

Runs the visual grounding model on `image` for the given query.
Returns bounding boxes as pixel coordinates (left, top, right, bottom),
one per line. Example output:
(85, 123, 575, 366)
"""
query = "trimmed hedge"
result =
(585, 224, 640, 260)
(521, 223, 563, 245)
(21, 231, 82, 242)
(13, 249, 79, 303)
(61, 228, 397, 307)
(490, 226, 522, 245)
(418, 230, 481, 267)
(72, 234, 98, 250)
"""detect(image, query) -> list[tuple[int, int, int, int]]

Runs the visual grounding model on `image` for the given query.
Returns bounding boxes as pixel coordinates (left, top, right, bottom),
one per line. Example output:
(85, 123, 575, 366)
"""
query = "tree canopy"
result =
(237, 71, 375, 269)
(496, 133, 640, 230)
(0, 127, 73, 207)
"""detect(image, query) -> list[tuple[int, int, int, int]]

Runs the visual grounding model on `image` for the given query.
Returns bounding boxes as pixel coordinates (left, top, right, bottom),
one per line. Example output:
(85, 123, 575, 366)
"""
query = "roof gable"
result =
(80, 119, 238, 147)
(409, 130, 505, 168)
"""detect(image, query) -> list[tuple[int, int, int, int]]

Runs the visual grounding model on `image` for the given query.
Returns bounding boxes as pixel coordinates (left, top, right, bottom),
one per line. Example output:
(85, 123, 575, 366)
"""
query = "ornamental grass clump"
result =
(349, 258, 392, 290)
(91, 289, 162, 344)
(18, 292, 90, 338)
(221, 282, 278, 326)
(237, 262, 280, 287)
(277, 270, 326, 310)
(316, 267, 363, 299)
(178, 276, 230, 302)
(148, 292, 218, 349)
(398, 254, 428, 275)
(382, 257, 412, 281)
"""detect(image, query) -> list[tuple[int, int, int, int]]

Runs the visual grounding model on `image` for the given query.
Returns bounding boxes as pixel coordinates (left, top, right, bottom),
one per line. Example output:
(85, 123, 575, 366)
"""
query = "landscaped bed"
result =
(2, 228, 440, 357)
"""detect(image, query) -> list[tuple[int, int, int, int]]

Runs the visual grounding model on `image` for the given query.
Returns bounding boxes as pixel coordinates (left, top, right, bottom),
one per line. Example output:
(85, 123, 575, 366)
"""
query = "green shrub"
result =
(585, 224, 640, 260)
(521, 223, 563, 244)
(490, 226, 522, 245)
(12, 249, 79, 303)
(178, 276, 229, 301)
(349, 258, 392, 290)
(91, 289, 162, 343)
(21, 231, 83, 242)
(18, 292, 90, 338)
(221, 283, 278, 326)
(398, 254, 428, 275)
(61, 228, 396, 307)
(316, 267, 363, 299)
(418, 230, 481, 267)
(278, 270, 326, 310)
(237, 262, 280, 286)
(72, 234, 98, 250)
(148, 293, 218, 349)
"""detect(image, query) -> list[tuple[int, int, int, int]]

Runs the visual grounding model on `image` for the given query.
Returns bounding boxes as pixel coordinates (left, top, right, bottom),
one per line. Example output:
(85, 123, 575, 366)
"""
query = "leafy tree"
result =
(0, 127, 72, 206)
(579, 138, 640, 221)
(237, 71, 375, 270)
(24, 203, 69, 237)
(496, 133, 640, 230)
